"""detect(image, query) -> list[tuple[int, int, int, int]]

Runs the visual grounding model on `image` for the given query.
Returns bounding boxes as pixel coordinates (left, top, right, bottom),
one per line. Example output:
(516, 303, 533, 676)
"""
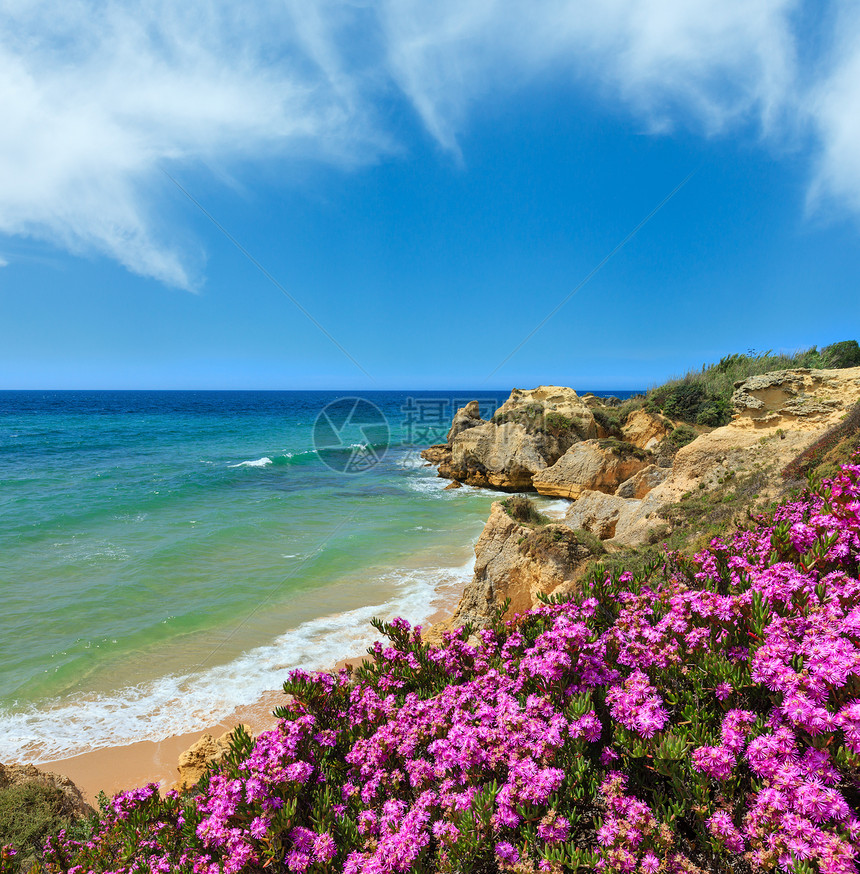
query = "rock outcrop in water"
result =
(421, 386, 598, 491)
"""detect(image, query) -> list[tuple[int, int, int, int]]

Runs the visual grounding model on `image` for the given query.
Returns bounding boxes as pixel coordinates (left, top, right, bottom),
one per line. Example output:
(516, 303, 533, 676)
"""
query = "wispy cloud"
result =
(0, 0, 856, 287)
(806, 3, 860, 215)
(379, 0, 799, 153)
(0, 256, 8, 268)
(0, 0, 378, 288)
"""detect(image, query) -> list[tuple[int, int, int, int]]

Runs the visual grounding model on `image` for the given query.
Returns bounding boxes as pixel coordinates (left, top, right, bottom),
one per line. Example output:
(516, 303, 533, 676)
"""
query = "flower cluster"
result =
(24, 460, 860, 874)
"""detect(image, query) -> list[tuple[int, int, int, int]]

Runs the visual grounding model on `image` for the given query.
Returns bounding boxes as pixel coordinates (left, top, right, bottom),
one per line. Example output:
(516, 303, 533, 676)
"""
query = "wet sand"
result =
(37, 596, 460, 804)
(39, 658, 371, 804)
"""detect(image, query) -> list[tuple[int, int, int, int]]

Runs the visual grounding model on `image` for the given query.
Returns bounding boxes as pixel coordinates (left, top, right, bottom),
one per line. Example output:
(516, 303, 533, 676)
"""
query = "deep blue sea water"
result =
(0, 389, 637, 762)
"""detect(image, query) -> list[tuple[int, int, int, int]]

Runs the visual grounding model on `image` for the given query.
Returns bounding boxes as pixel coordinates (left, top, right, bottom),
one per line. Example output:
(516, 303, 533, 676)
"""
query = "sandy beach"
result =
(40, 690, 283, 804)
(38, 653, 381, 804)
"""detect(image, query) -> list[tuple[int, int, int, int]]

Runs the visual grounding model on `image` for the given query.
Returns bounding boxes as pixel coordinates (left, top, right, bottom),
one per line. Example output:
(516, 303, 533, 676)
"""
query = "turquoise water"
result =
(0, 390, 630, 762)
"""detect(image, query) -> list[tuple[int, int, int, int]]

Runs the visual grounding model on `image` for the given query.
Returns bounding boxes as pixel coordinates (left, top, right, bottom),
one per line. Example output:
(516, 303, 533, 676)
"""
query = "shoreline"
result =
(14, 479, 566, 805)
(36, 604, 459, 804)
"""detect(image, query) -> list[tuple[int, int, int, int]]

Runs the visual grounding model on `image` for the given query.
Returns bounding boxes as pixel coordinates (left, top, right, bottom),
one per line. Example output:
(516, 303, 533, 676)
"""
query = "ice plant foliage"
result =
(19, 460, 860, 873)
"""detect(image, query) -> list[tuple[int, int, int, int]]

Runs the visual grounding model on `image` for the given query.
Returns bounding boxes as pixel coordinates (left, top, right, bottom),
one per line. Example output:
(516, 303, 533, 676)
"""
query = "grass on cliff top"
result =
(502, 496, 607, 556)
(642, 340, 860, 429)
(491, 406, 581, 439)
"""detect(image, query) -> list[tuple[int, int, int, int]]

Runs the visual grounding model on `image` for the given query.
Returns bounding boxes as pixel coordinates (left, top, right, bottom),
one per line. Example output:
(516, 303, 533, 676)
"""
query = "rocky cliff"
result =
(565, 366, 860, 547)
(0, 761, 95, 819)
(174, 725, 255, 791)
(426, 500, 602, 640)
(421, 386, 599, 490)
(426, 366, 860, 636)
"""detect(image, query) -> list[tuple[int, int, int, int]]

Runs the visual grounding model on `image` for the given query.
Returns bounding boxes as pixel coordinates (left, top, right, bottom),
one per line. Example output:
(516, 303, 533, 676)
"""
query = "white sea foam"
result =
(533, 498, 571, 520)
(52, 539, 130, 562)
(0, 557, 476, 764)
(405, 473, 454, 496)
(404, 473, 493, 498)
(395, 450, 429, 471)
(229, 456, 273, 468)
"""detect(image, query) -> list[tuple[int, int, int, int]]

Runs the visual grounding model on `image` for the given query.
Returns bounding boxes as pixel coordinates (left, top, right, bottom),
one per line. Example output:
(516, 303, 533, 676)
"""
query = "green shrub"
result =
(597, 438, 649, 460)
(501, 496, 551, 527)
(492, 406, 584, 441)
(0, 783, 74, 865)
(665, 424, 697, 448)
(645, 342, 859, 427)
(591, 408, 621, 437)
(568, 528, 606, 555)
(542, 412, 574, 438)
(661, 383, 707, 421)
(822, 339, 860, 369)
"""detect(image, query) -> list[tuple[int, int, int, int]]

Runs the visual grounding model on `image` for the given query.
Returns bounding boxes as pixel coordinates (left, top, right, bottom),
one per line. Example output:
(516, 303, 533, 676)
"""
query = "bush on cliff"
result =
(12, 458, 860, 874)
(0, 783, 76, 869)
(501, 496, 552, 527)
(647, 342, 860, 428)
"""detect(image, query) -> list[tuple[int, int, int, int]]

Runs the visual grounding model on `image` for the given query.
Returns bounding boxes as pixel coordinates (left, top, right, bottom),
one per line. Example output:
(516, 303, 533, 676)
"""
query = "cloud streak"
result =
(0, 0, 376, 288)
(0, 0, 856, 286)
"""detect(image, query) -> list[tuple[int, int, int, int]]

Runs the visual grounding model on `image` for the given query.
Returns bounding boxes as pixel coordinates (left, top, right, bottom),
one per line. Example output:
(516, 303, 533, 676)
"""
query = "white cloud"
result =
(0, 256, 8, 268)
(0, 0, 378, 288)
(379, 0, 800, 153)
(806, 3, 860, 215)
(0, 0, 857, 286)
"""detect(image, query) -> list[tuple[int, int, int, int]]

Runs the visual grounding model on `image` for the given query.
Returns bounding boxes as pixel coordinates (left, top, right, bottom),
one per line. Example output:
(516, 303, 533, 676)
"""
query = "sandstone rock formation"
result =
(422, 386, 598, 491)
(532, 440, 650, 499)
(441, 421, 561, 490)
(421, 444, 450, 465)
(175, 725, 254, 791)
(564, 491, 635, 541)
(427, 502, 599, 639)
(494, 386, 598, 438)
(567, 366, 860, 547)
(0, 761, 95, 819)
(615, 464, 668, 499)
(446, 399, 485, 442)
(621, 409, 672, 450)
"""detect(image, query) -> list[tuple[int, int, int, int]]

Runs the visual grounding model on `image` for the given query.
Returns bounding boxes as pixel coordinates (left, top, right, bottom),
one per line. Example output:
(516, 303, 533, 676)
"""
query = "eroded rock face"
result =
(446, 400, 485, 443)
(570, 366, 860, 547)
(0, 762, 95, 819)
(427, 503, 597, 638)
(419, 399, 485, 472)
(533, 440, 650, 499)
(421, 444, 450, 464)
(564, 491, 637, 540)
(443, 421, 562, 490)
(621, 409, 671, 450)
(731, 369, 849, 421)
(175, 725, 255, 791)
(615, 464, 668, 499)
(423, 387, 598, 491)
(495, 386, 598, 439)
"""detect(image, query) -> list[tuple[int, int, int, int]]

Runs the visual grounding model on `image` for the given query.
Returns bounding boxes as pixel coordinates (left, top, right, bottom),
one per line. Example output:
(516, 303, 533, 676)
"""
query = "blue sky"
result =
(0, 0, 858, 390)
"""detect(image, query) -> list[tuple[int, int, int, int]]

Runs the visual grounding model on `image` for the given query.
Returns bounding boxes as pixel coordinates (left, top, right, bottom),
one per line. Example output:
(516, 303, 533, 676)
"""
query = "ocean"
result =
(0, 389, 635, 763)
